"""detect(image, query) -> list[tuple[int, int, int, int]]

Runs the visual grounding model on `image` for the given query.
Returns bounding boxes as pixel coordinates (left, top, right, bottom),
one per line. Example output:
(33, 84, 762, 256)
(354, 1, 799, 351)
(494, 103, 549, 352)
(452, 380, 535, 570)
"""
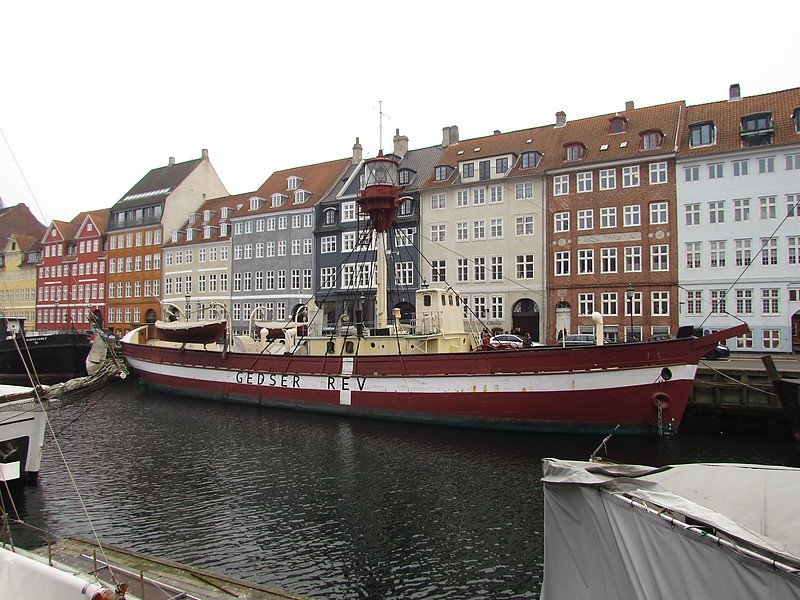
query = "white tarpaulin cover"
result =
(540, 459, 800, 600)
(0, 546, 107, 599)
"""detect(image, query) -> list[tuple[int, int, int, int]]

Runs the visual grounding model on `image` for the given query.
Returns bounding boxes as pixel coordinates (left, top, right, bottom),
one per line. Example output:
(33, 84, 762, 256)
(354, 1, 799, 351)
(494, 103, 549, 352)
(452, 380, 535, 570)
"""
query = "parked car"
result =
(490, 334, 524, 348)
(560, 334, 598, 346)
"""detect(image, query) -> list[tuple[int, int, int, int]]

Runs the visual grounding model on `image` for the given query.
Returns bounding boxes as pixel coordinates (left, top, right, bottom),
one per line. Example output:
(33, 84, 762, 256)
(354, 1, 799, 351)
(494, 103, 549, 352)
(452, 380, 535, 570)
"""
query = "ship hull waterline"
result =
(121, 327, 748, 434)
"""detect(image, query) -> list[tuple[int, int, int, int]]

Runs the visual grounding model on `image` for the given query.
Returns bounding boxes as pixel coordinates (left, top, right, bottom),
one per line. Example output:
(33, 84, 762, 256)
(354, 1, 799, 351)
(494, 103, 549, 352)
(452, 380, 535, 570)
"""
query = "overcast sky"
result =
(1, 1, 797, 224)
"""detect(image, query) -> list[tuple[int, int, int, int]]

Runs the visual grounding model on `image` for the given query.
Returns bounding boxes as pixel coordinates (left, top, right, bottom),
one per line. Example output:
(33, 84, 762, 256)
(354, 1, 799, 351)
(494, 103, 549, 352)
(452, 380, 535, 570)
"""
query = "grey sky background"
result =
(1, 0, 797, 224)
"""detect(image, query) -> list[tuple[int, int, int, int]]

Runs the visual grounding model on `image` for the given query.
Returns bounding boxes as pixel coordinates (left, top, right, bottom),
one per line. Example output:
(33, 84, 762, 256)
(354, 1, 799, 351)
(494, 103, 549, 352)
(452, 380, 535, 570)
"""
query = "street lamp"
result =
(185, 293, 191, 322)
(626, 286, 635, 341)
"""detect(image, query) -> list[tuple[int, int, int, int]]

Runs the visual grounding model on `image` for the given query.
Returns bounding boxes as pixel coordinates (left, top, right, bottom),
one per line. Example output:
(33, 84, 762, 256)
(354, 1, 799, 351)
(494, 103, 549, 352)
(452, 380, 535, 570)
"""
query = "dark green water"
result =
(7, 380, 800, 598)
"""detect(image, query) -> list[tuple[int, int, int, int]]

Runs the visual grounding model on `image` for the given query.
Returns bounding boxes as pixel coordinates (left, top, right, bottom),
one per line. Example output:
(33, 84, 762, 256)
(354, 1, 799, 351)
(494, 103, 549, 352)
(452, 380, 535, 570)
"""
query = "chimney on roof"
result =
(625, 100, 635, 111)
(352, 137, 362, 165)
(442, 125, 460, 148)
(201, 148, 209, 159)
(729, 83, 741, 101)
(393, 128, 409, 158)
(168, 156, 175, 166)
(494, 130, 501, 135)
(555, 111, 566, 128)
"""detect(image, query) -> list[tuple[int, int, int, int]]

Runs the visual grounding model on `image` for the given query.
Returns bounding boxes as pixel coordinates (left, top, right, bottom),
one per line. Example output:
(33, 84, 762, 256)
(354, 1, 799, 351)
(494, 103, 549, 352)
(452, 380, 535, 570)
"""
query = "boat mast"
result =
(357, 151, 402, 329)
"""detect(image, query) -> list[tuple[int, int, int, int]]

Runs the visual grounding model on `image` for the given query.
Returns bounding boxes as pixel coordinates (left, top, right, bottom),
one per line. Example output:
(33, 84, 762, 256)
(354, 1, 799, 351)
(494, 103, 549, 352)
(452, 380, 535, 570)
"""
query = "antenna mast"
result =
(378, 100, 383, 151)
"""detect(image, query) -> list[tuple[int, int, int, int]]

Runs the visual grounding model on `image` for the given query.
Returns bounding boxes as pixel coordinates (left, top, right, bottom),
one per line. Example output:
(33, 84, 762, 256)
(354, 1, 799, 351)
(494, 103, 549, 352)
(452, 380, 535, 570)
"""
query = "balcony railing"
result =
(107, 215, 162, 231)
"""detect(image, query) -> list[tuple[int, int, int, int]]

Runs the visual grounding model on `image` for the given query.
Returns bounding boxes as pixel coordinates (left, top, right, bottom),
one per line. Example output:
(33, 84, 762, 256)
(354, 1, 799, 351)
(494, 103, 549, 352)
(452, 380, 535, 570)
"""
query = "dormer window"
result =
(220, 207, 230, 220)
(322, 208, 337, 226)
(186, 228, 193, 241)
(220, 222, 229, 237)
(203, 209, 213, 223)
(609, 117, 627, 134)
(294, 189, 310, 204)
(564, 143, 584, 161)
(171, 231, 178, 243)
(434, 165, 450, 181)
(521, 151, 542, 169)
(249, 196, 264, 210)
(398, 169, 412, 185)
(287, 176, 302, 190)
(640, 130, 663, 150)
(398, 197, 414, 217)
(462, 163, 475, 178)
(794, 108, 800, 133)
(740, 112, 774, 146)
(689, 121, 715, 147)
(204, 225, 212, 239)
(188, 213, 198, 225)
(270, 193, 286, 207)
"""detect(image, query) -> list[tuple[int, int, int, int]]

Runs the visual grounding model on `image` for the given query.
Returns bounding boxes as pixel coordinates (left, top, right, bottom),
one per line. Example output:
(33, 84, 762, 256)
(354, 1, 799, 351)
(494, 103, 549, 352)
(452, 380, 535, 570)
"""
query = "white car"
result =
(490, 334, 524, 348)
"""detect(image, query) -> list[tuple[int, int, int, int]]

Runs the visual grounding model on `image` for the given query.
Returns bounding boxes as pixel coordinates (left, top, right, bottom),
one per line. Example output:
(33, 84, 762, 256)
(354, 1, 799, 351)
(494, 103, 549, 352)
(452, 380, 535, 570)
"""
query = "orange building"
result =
(105, 150, 227, 332)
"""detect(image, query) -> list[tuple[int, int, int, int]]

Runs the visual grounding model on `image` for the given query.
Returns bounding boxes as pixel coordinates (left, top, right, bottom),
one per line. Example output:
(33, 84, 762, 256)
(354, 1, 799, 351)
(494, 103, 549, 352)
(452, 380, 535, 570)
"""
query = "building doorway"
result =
(512, 298, 540, 342)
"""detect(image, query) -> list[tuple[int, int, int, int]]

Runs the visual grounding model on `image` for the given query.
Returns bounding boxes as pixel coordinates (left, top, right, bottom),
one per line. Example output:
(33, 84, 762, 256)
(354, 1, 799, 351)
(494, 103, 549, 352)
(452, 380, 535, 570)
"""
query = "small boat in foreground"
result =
(540, 458, 800, 599)
(153, 318, 227, 345)
(121, 152, 748, 435)
(762, 355, 800, 441)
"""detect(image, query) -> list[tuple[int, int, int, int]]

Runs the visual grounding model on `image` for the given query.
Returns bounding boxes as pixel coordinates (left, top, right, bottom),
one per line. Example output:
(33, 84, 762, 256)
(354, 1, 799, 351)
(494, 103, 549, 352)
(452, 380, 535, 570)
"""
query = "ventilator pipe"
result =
(591, 311, 604, 346)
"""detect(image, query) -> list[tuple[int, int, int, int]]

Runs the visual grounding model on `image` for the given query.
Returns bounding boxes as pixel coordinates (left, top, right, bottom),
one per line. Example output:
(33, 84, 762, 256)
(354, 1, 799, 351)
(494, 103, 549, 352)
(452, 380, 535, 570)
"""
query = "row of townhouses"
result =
(1, 84, 798, 352)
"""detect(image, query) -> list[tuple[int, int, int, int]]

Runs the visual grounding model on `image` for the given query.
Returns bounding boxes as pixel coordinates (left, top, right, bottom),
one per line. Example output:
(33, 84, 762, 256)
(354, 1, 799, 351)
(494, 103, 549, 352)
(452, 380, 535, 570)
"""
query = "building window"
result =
(735, 288, 753, 314)
(758, 156, 775, 173)
(578, 249, 594, 274)
(760, 237, 778, 265)
(786, 154, 800, 171)
(490, 185, 503, 203)
(456, 190, 469, 207)
(600, 247, 617, 273)
(707, 163, 723, 179)
(649, 162, 667, 184)
(689, 122, 715, 147)
(434, 165, 449, 181)
(577, 172, 593, 193)
(496, 157, 508, 174)
(623, 205, 641, 227)
(521, 152, 542, 169)
(490, 296, 504, 320)
(641, 130, 662, 150)
(473, 220, 485, 239)
(686, 242, 701, 269)
(462, 163, 474, 178)
(622, 165, 639, 187)
(473, 257, 486, 281)
(565, 143, 583, 161)
(600, 207, 617, 229)
(398, 169, 411, 185)
(430, 193, 446, 209)
(515, 182, 534, 199)
(553, 175, 569, 195)
(649, 202, 668, 225)
(741, 113, 773, 146)
(733, 159, 749, 176)
(711, 289, 727, 314)
(601, 292, 618, 316)
(599, 168, 616, 190)
(684, 165, 700, 182)
(762, 288, 780, 315)
(789, 237, 799, 265)
(490, 256, 503, 280)
(762, 330, 781, 350)
(759, 196, 777, 219)
(735, 239, 752, 266)
(457, 258, 469, 282)
(624, 246, 642, 272)
(516, 255, 534, 279)
(456, 221, 468, 241)
(733, 198, 751, 222)
(609, 117, 626, 134)
(686, 290, 703, 315)
(472, 188, 485, 205)
(321, 236, 336, 253)
(430, 224, 446, 242)
(490, 218, 503, 238)
(651, 291, 670, 316)
(788, 195, 800, 217)
(685, 203, 700, 225)
(577, 209, 594, 230)
(554, 252, 570, 276)
(578, 293, 594, 316)
(710, 240, 726, 268)
(553, 212, 569, 233)
(709, 200, 725, 224)
(651, 245, 669, 271)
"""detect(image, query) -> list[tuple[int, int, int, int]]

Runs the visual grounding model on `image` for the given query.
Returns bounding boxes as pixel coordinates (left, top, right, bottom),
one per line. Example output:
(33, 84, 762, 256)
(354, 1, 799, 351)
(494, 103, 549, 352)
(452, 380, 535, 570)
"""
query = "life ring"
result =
(652, 392, 671, 410)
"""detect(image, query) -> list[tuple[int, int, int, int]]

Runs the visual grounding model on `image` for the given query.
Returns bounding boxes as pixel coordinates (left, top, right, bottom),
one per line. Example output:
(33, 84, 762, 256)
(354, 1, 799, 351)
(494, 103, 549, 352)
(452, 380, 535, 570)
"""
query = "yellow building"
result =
(0, 233, 43, 331)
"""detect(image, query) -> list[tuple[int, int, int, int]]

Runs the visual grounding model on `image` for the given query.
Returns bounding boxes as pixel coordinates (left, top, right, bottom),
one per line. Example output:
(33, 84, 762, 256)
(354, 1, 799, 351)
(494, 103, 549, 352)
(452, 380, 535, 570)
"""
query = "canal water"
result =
(8, 380, 800, 598)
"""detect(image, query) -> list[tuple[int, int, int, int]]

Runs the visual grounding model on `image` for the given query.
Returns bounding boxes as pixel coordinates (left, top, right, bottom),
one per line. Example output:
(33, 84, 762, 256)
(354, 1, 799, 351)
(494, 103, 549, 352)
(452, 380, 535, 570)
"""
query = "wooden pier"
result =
(689, 354, 799, 421)
(28, 536, 305, 600)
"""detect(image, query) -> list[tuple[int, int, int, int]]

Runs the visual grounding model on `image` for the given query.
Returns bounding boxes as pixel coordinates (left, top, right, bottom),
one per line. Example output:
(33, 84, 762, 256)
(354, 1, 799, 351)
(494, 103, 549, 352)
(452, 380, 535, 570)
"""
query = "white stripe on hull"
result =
(126, 356, 697, 394)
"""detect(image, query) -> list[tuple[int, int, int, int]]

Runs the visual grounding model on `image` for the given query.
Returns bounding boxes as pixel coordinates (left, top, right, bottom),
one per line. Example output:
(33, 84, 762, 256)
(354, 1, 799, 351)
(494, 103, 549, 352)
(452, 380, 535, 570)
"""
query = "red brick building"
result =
(543, 101, 685, 343)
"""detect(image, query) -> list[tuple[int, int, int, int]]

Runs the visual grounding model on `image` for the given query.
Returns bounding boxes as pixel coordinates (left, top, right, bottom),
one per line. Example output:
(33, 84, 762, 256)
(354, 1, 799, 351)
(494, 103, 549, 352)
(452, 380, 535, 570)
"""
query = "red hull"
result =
(122, 324, 747, 434)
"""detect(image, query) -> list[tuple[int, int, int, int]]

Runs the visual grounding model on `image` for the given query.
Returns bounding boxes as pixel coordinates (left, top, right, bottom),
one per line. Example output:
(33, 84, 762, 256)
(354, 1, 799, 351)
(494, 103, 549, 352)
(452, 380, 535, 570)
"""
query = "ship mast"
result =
(357, 151, 402, 329)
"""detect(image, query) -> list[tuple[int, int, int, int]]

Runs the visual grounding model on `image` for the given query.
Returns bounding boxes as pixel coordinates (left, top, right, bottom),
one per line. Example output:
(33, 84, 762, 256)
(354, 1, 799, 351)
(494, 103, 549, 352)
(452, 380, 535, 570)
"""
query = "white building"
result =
(676, 84, 800, 352)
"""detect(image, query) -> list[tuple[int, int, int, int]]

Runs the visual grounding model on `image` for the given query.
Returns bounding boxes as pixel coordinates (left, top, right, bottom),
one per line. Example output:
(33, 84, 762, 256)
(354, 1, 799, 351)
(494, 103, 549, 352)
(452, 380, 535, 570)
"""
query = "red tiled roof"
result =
(247, 157, 352, 215)
(162, 191, 252, 248)
(680, 87, 800, 157)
